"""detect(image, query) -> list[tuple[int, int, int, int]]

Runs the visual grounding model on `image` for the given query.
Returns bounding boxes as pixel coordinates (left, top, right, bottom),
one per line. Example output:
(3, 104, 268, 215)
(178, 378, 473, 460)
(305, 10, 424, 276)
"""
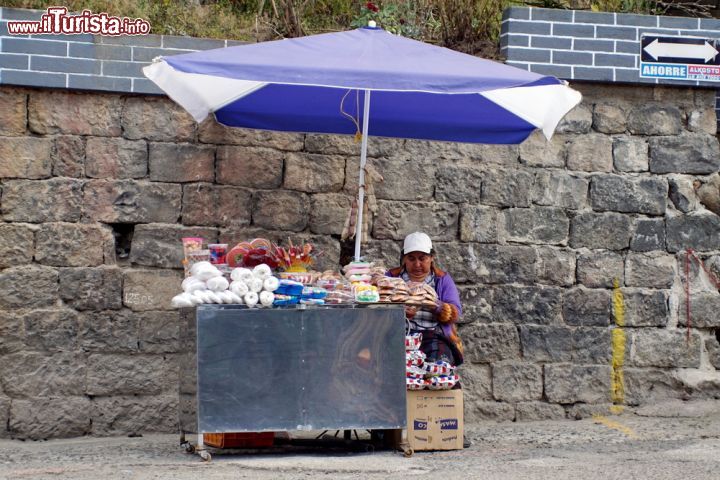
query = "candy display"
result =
(208, 243, 228, 265)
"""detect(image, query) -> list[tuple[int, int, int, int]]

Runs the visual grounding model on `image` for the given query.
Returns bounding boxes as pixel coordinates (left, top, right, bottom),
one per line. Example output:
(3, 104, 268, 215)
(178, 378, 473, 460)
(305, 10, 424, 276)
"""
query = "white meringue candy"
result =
(263, 276, 279, 292)
(218, 291, 235, 304)
(227, 291, 244, 304)
(247, 277, 264, 293)
(231, 267, 254, 283)
(244, 291, 259, 307)
(195, 265, 221, 281)
(230, 281, 249, 297)
(259, 290, 275, 307)
(190, 261, 213, 276)
(192, 290, 207, 304)
(206, 276, 229, 292)
(171, 293, 195, 308)
(182, 277, 205, 293)
(253, 263, 272, 279)
(206, 291, 223, 304)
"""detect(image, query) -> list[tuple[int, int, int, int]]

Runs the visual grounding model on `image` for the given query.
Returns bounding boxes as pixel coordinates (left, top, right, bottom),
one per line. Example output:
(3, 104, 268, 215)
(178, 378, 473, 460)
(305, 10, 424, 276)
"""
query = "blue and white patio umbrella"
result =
(144, 26, 582, 260)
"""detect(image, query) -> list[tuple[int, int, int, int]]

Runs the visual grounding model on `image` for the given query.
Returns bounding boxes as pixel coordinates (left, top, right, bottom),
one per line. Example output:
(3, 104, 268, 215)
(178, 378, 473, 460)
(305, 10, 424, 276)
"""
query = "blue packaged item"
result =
(272, 294, 300, 306)
(301, 287, 328, 300)
(300, 298, 325, 305)
(276, 280, 304, 296)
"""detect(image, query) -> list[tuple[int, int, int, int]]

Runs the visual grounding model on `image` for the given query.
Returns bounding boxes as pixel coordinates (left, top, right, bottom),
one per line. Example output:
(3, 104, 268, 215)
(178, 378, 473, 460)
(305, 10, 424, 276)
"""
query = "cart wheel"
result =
(199, 450, 212, 462)
(183, 443, 195, 454)
(402, 445, 414, 458)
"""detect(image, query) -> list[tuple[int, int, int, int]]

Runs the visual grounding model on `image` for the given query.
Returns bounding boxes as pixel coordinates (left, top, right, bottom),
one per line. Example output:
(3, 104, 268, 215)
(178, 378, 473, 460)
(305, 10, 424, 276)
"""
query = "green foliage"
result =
(2, 0, 715, 50)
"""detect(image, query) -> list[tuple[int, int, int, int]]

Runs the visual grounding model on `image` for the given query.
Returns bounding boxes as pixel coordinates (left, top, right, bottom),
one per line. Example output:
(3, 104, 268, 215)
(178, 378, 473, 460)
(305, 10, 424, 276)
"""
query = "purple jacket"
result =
(386, 266, 462, 339)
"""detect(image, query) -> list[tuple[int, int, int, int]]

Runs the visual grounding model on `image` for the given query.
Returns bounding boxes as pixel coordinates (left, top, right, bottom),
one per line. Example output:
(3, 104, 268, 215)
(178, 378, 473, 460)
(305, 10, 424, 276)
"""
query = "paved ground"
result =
(2, 400, 720, 480)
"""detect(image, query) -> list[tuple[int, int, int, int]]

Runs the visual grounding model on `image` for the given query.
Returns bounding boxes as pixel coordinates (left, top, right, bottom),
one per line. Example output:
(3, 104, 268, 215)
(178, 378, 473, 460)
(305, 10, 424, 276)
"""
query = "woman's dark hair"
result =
(399, 248, 435, 267)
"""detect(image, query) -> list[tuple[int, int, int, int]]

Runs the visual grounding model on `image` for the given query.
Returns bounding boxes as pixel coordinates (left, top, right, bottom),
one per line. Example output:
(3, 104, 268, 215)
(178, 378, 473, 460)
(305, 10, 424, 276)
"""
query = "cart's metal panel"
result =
(195, 305, 406, 433)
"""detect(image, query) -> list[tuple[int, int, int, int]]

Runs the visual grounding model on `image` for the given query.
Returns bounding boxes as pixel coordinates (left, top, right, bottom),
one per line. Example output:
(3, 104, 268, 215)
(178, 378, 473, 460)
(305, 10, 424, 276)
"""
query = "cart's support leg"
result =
(343, 430, 351, 441)
(196, 433, 212, 462)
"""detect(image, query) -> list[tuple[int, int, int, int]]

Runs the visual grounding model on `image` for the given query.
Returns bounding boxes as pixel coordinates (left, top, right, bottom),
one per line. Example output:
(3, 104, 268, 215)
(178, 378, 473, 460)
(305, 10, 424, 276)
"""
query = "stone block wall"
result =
(2, 82, 720, 439)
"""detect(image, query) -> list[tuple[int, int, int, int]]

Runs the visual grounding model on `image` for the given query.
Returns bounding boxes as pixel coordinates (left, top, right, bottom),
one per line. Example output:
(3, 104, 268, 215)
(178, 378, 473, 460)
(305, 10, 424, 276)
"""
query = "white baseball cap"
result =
(403, 232, 432, 255)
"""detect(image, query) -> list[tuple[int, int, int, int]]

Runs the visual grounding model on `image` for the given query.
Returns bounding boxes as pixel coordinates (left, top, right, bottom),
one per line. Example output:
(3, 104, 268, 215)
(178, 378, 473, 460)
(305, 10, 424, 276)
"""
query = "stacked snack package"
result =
(406, 333, 426, 390)
(375, 277, 410, 303)
(342, 261, 380, 303)
(424, 360, 459, 390)
(318, 271, 355, 305)
(406, 282, 439, 308)
(405, 333, 460, 390)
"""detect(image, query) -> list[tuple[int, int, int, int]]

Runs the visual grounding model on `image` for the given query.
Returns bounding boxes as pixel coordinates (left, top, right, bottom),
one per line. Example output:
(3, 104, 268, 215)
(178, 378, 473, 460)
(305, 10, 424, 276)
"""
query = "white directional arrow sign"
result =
(644, 38, 719, 63)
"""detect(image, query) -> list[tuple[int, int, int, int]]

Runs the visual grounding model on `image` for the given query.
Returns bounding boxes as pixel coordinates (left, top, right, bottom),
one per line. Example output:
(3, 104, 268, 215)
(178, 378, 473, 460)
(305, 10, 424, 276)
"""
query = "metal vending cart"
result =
(179, 304, 407, 460)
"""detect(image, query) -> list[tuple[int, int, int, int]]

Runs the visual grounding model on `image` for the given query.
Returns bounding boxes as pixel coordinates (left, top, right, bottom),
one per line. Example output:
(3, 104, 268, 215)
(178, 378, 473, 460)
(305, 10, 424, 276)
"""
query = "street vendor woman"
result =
(386, 232, 464, 366)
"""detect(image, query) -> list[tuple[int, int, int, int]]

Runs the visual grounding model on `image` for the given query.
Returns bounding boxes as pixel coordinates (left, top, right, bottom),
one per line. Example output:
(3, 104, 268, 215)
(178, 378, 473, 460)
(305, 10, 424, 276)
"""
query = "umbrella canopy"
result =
(144, 26, 582, 258)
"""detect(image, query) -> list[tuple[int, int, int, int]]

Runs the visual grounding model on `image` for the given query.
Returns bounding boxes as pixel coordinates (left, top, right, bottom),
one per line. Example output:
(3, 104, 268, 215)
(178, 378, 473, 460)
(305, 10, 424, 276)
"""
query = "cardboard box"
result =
(407, 389, 463, 451)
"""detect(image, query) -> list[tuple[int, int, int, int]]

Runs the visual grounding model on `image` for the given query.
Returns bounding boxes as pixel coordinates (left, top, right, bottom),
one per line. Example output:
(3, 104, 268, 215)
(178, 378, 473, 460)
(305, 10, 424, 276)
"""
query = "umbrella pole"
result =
(354, 89, 372, 262)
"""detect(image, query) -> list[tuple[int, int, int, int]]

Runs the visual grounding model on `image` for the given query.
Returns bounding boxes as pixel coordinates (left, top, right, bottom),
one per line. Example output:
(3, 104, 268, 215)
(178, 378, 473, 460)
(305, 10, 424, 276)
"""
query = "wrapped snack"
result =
(244, 291, 259, 307)
(263, 276, 280, 292)
(230, 280, 249, 297)
(206, 276, 229, 292)
(424, 360, 455, 376)
(354, 284, 379, 303)
(300, 298, 325, 305)
(171, 292, 195, 308)
(194, 263, 222, 281)
(187, 250, 211, 276)
(406, 378, 427, 391)
(405, 333, 422, 351)
(276, 279, 304, 296)
(206, 291, 223, 304)
(427, 374, 459, 390)
(406, 349, 426, 367)
(247, 277, 264, 293)
(182, 277, 205, 293)
(227, 291, 244, 304)
(301, 287, 327, 299)
(217, 291, 232, 304)
(324, 290, 355, 304)
(259, 290, 275, 307)
(231, 267, 254, 283)
(253, 263, 272, 280)
(273, 294, 299, 306)
(406, 365, 426, 379)
(208, 244, 228, 265)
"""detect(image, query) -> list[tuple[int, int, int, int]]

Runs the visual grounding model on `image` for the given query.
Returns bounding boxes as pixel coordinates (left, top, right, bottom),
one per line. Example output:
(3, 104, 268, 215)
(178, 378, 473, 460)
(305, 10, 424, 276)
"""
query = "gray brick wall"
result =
(500, 7, 720, 88)
(501, 7, 720, 123)
(0, 7, 246, 94)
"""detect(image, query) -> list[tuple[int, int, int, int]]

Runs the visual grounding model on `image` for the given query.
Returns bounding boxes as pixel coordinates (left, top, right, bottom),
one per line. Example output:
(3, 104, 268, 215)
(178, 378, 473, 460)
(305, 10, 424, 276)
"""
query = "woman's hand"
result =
(405, 305, 417, 320)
